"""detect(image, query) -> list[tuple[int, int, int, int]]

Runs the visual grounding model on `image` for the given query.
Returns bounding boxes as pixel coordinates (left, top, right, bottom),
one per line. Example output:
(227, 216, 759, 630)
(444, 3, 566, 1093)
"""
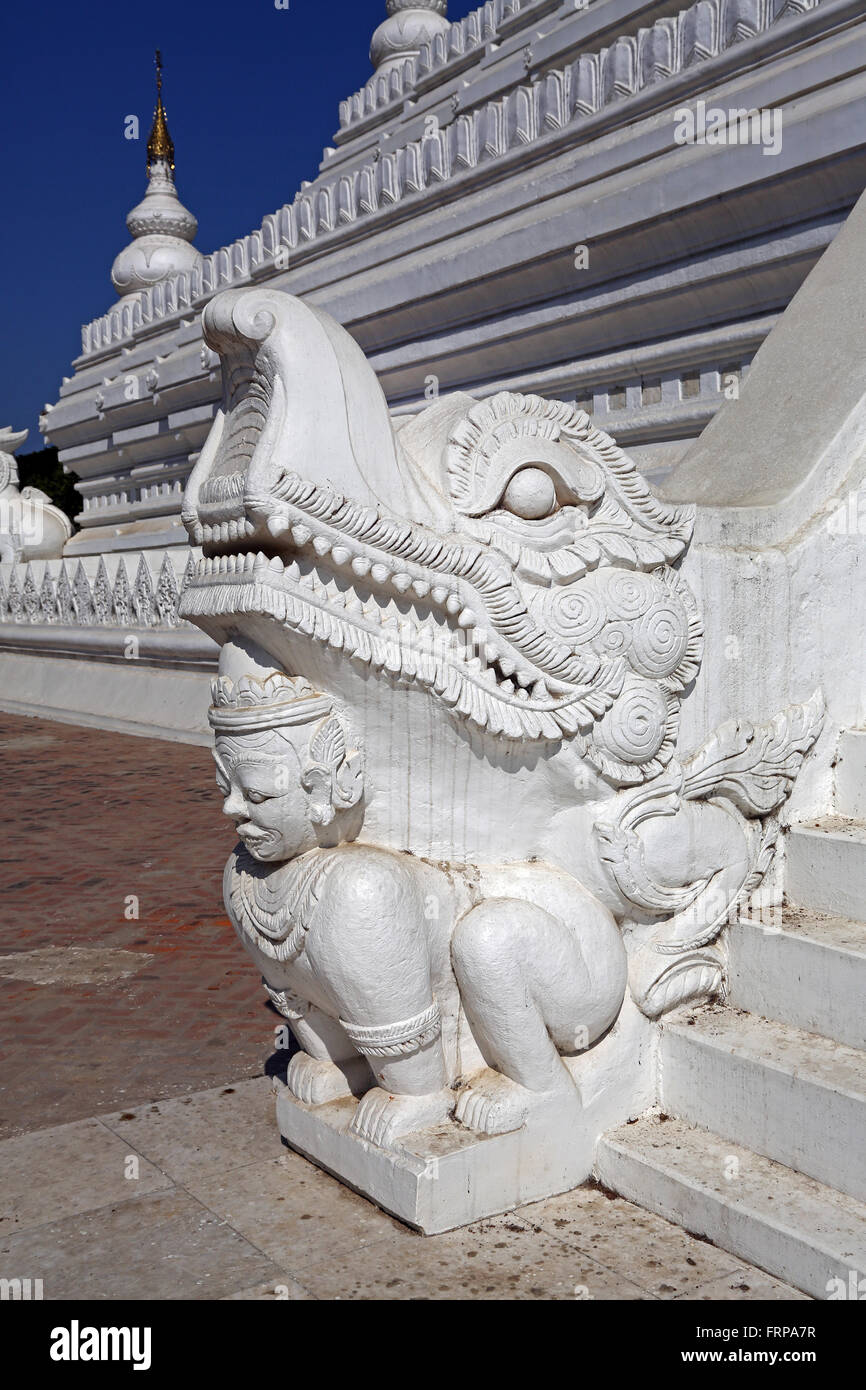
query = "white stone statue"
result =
(0, 428, 72, 564)
(179, 286, 823, 1228)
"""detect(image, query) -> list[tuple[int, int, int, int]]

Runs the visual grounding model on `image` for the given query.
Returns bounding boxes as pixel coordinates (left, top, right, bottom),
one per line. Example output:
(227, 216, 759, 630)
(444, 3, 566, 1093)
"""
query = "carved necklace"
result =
(227, 847, 337, 962)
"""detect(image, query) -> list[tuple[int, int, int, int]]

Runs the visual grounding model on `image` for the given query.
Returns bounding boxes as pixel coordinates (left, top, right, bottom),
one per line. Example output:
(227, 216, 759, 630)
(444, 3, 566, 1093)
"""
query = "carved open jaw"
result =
(180, 288, 703, 778)
(183, 544, 625, 743)
(181, 455, 698, 769)
(180, 443, 700, 770)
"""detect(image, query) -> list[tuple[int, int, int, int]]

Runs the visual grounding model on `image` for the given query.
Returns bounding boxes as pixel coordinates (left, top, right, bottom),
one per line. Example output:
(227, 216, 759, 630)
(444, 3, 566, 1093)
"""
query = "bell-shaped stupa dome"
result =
(111, 51, 202, 299)
(370, 1, 450, 77)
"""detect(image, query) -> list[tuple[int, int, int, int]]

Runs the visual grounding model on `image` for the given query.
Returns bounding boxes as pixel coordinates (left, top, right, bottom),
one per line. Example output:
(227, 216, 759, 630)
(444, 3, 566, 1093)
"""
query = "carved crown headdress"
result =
(208, 673, 332, 734)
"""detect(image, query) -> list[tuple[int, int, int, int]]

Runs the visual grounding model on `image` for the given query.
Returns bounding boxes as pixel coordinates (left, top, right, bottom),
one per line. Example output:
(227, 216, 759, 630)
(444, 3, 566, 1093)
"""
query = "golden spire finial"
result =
(147, 49, 175, 174)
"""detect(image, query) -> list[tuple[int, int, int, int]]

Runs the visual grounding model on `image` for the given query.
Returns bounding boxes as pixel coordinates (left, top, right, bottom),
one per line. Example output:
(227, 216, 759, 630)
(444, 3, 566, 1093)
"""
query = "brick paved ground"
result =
(0, 713, 275, 1139)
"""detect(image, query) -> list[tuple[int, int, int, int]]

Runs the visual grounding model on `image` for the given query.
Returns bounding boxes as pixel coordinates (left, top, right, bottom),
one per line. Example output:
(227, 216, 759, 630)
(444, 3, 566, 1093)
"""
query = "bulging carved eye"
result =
(501, 467, 557, 520)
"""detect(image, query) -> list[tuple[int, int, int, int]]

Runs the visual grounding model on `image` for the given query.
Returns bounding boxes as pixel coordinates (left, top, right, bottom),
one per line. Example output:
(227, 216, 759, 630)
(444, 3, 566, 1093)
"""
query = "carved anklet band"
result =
(262, 979, 310, 1023)
(341, 1002, 441, 1057)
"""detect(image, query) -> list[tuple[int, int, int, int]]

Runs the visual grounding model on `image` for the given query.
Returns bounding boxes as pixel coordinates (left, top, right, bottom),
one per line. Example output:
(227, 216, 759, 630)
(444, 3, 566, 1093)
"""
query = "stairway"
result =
(597, 731, 866, 1299)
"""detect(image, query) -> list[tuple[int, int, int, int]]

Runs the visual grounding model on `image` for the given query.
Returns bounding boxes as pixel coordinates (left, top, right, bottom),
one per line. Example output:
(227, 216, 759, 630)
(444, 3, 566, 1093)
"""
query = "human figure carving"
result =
(213, 671, 627, 1144)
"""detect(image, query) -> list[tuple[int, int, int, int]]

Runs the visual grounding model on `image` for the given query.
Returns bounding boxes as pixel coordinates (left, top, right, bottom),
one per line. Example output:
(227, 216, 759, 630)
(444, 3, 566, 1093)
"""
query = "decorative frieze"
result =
(0, 550, 195, 631)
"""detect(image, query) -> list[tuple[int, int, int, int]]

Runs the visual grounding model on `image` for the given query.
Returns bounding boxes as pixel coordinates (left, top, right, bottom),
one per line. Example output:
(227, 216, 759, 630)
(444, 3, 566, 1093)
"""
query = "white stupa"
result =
(111, 51, 202, 300)
(370, 1, 450, 76)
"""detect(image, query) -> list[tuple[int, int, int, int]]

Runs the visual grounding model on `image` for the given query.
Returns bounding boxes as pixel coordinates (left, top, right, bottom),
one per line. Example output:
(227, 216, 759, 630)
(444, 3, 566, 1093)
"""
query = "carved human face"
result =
(214, 730, 317, 864)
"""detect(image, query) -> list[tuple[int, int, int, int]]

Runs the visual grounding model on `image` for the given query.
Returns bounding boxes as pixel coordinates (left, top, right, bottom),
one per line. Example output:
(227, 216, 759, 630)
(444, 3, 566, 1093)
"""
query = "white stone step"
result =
(837, 730, 866, 820)
(660, 1009, 866, 1202)
(728, 910, 866, 1050)
(786, 815, 866, 922)
(597, 1116, 866, 1301)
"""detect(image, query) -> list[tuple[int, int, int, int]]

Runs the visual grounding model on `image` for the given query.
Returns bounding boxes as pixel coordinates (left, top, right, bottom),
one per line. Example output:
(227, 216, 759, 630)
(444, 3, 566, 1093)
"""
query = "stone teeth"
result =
(292, 524, 312, 546)
(244, 552, 256, 572)
(500, 678, 515, 694)
(445, 595, 462, 615)
(412, 579, 431, 598)
(499, 656, 517, 677)
(371, 563, 391, 584)
(268, 555, 284, 573)
(331, 546, 351, 566)
(227, 555, 237, 573)
(228, 520, 239, 541)
(515, 669, 533, 688)
(485, 644, 499, 664)
(532, 679, 549, 701)
(351, 556, 371, 577)
(431, 586, 449, 605)
(312, 535, 331, 557)
(392, 572, 412, 593)
(253, 552, 268, 571)
(457, 608, 476, 629)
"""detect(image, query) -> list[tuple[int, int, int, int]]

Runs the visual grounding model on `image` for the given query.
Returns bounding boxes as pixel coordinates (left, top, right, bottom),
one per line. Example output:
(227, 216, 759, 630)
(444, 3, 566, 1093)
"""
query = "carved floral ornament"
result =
(178, 287, 823, 1157)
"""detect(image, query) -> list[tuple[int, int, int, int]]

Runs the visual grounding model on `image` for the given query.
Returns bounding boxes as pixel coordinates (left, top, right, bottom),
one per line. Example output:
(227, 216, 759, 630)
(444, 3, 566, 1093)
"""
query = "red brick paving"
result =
(0, 713, 278, 1138)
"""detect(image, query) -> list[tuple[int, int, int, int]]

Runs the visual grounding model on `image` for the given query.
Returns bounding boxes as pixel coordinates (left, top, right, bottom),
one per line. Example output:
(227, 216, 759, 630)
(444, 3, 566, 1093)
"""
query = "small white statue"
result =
(0, 428, 72, 564)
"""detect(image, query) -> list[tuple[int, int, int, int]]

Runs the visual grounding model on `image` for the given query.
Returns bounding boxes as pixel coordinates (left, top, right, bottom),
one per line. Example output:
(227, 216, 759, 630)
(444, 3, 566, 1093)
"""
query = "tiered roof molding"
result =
(80, 0, 822, 361)
(343, 0, 557, 130)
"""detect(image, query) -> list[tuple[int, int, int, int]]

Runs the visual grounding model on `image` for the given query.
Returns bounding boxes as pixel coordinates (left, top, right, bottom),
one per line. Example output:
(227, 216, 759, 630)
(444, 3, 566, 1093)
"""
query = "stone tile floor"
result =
(0, 713, 807, 1300)
(0, 1077, 807, 1301)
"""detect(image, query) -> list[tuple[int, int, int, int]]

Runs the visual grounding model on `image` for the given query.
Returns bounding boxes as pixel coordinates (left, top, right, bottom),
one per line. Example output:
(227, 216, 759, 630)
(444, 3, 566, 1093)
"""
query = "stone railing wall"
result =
(0, 551, 195, 631)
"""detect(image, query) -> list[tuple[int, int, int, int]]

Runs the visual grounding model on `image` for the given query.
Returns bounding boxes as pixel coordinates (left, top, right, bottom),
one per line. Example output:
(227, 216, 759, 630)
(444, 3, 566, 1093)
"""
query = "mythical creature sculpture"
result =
(180, 288, 822, 1165)
(0, 428, 72, 563)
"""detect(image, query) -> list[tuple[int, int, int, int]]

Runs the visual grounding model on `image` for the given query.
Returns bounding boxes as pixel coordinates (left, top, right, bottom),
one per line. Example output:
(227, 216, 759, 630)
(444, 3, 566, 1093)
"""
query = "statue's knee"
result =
(452, 898, 526, 978)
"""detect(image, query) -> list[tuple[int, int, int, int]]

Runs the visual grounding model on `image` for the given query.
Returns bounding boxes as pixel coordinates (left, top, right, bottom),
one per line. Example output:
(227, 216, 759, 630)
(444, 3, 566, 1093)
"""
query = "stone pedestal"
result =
(276, 1073, 594, 1234)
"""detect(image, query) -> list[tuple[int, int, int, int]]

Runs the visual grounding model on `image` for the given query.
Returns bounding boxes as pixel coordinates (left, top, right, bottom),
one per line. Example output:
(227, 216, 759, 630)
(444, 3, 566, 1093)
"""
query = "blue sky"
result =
(0, 0, 477, 448)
